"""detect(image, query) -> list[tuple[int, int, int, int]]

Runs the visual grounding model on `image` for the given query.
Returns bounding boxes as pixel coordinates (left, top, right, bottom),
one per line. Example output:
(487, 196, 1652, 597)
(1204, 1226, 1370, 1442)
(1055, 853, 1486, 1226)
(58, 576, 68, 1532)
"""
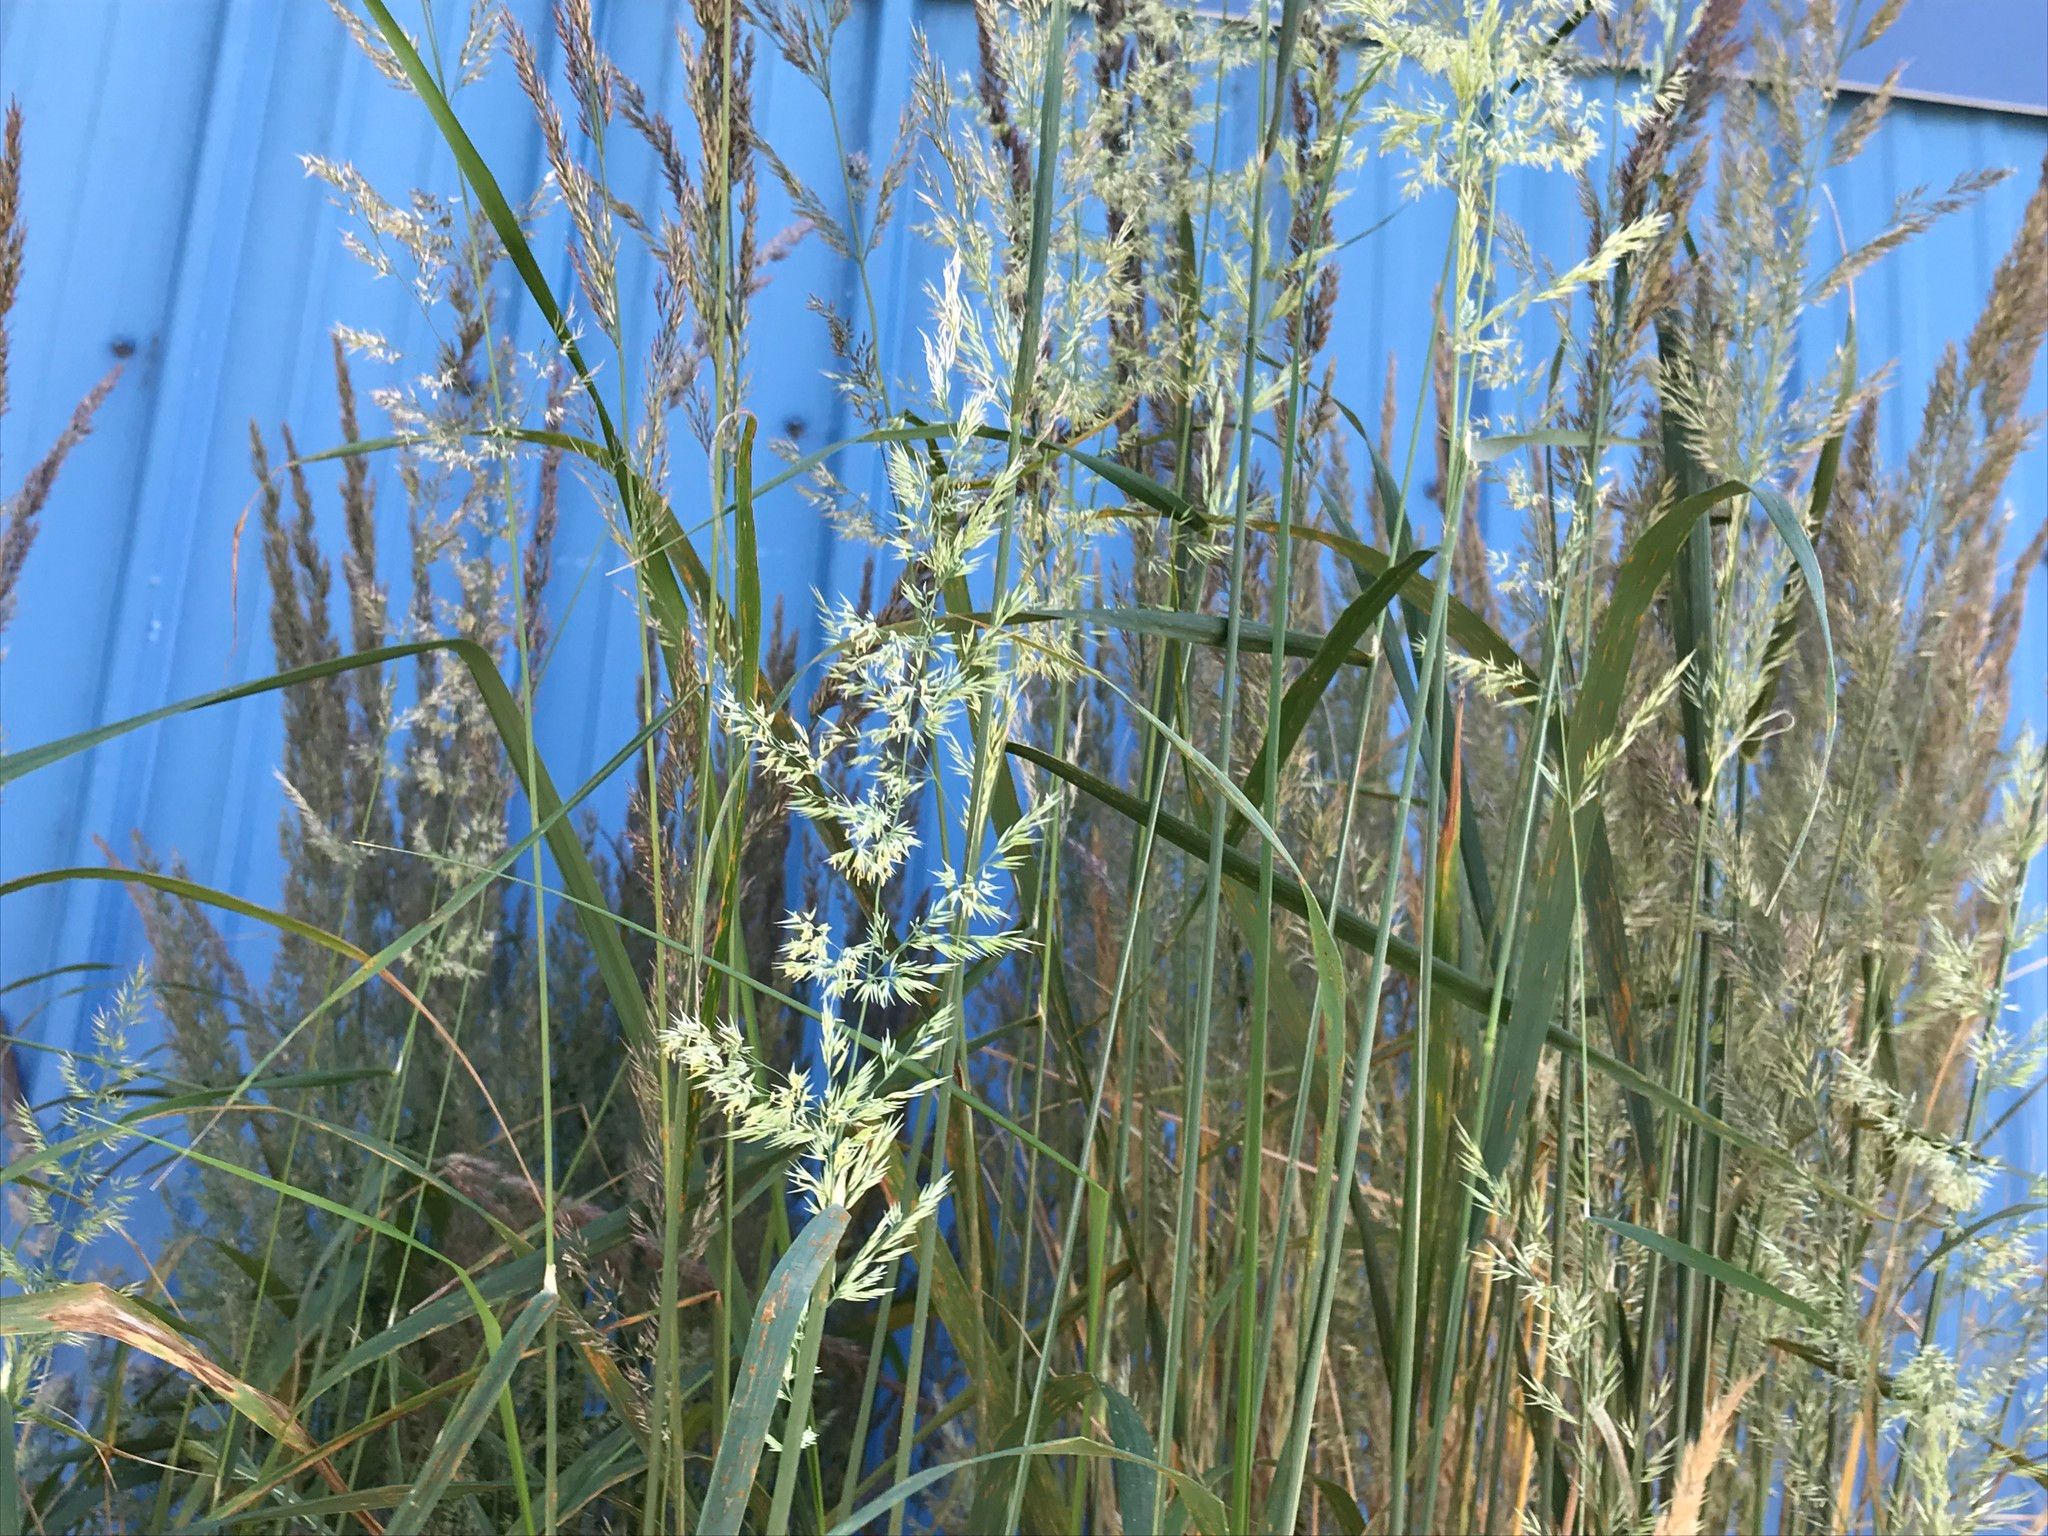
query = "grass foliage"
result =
(3, 0, 2046, 1531)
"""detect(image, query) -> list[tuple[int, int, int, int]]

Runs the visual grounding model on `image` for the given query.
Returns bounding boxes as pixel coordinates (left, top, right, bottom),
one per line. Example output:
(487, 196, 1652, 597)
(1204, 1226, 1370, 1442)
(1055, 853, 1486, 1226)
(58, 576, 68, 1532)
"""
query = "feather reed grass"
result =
(2, 2, 2044, 1531)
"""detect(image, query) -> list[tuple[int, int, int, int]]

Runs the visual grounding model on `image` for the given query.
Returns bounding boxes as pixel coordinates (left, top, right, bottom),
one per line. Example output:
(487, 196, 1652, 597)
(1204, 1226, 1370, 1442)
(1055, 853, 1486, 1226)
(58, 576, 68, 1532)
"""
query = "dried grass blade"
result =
(1654, 1368, 1763, 1536)
(0, 1283, 375, 1533)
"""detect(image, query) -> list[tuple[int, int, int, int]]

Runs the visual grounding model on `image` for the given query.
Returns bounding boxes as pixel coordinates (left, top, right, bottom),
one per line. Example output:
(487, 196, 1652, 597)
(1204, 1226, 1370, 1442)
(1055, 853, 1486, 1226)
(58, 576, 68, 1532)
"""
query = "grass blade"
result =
(733, 416, 762, 706)
(1740, 318, 1854, 758)
(1482, 479, 1787, 1179)
(1237, 547, 1433, 820)
(1103, 1386, 1158, 1536)
(699, 1207, 851, 1536)
(0, 1284, 371, 1531)
(0, 1374, 19, 1536)
(1006, 741, 1495, 1011)
(387, 1285, 558, 1536)
(356, 0, 699, 680)
(1022, 606, 1375, 666)
(1549, 1022, 1875, 1216)
(1591, 1217, 1824, 1326)
(1312, 1476, 1368, 1536)
(0, 637, 651, 1051)
(829, 1436, 1227, 1536)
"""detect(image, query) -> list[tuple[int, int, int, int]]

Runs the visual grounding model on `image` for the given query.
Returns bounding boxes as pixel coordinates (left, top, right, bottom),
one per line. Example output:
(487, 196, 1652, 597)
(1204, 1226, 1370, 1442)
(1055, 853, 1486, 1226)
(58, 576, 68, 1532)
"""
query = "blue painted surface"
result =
(0, 4, 2041, 1165)
(1845, 0, 2048, 112)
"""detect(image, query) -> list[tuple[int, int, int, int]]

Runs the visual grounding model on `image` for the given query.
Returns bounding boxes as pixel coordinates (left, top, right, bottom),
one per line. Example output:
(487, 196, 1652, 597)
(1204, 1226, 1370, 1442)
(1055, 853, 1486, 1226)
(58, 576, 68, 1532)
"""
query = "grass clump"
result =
(2, 1, 2045, 1532)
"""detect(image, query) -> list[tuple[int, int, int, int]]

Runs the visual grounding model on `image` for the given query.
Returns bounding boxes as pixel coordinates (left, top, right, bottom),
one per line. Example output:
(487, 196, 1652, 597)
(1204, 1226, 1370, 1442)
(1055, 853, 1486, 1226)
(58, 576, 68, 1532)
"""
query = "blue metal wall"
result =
(2, 1, 2042, 1151)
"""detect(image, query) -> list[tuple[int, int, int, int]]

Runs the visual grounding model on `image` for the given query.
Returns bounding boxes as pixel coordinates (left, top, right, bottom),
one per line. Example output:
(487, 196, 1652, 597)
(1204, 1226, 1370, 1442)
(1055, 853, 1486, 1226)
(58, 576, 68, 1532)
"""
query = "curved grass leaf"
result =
(302, 414, 1200, 541)
(1546, 1023, 1875, 1217)
(0, 1284, 369, 1530)
(0, 865, 538, 1196)
(1006, 741, 1496, 1012)
(1741, 322, 1854, 758)
(827, 1435, 1228, 1536)
(966, 1374, 1101, 1536)
(307, 1204, 635, 1400)
(1332, 397, 1516, 947)
(1237, 547, 1433, 821)
(356, 0, 698, 674)
(194, 1375, 476, 1530)
(1, 1068, 387, 1188)
(86, 1119, 506, 1355)
(1655, 320, 1720, 796)
(0, 637, 650, 1053)
(1103, 1386, 1159, 1536)
(700, 1207, 851, 1536)
(1, 1376, 18, 1536)
(1112, 506, 1536, 691)
(1590, 1216, 1823, 1326)
(1313, 1476, 1368, 1536)
(734, 416, 762, 706)
(1480, 478, 1831, 1179)
(1906, 1201, 2048, 1289)
(1058, 440, 1195, 519)
(1022, 606, 1374, 666)
(215, 1483, 496, 1528)
(1746, 480, 1840, 889)
(556, 1427, 645, 1525)
(387, 1285, 557, 1536)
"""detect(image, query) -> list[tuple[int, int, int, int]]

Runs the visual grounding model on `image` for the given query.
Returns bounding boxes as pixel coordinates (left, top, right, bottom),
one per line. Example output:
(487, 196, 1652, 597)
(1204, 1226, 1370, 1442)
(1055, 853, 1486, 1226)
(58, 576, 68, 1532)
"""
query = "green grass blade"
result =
(192, 1378, 479, 1529)
(1741, 318, 1852, 758)
(94, 1121, 504, 1341)
(357, 2, 585, 392)
(0, 636, 651, 1051)
(215, 1483, 498, 1527)
(1654, 321, 1719, 794)
(1103, 1387, 1158, 1536)
(556, 1427, 644, 1526)
(305, 1205, 636, 1400)
(1002, 0, 1069, 450)
(1059, 440, 1196, 520)
(1312, 1476, 1368, 1536)
(1263, 0, 1307, 157)
(1589, 1216, 1824, 1326)
(1, 1285, 348, 1519)
(1006, 741, 1495, 1011)
(1112, 504, 1535, 691)
(1748, 478, 1841, 886)
(1906, 1203, 2048, 1289)
(700, 1207, 851, 1536)
(357, 0, 699, 687)
(1237, 547, 1432, 818)
(1481, 479, 1765, 1179)
(0, 640, 433, 788)
(2, 1368, 22, 1536)
(386, 1286, 557, 1536)
(1, 1069, 388, 1188)
(1332, 397, 1514, 939)
(830, 1436, 1227, 1536)
(1547, 1023, 1875, 1215)
(733, 415, 762, 706)
(965, 1375, 1102, 1536)
(1021, 606, 1375, 666)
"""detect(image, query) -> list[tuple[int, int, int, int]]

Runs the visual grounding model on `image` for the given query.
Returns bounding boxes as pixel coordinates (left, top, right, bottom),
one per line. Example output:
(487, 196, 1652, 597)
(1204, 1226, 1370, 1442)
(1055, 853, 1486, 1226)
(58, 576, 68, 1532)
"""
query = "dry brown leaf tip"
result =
(1655, 1367, 1766, 1536)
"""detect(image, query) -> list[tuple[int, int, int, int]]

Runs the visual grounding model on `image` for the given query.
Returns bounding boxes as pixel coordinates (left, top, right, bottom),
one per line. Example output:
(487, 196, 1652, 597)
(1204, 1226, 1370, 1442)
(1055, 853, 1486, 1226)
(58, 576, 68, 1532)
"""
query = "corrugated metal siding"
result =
(1, 2, 2042, 1154)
